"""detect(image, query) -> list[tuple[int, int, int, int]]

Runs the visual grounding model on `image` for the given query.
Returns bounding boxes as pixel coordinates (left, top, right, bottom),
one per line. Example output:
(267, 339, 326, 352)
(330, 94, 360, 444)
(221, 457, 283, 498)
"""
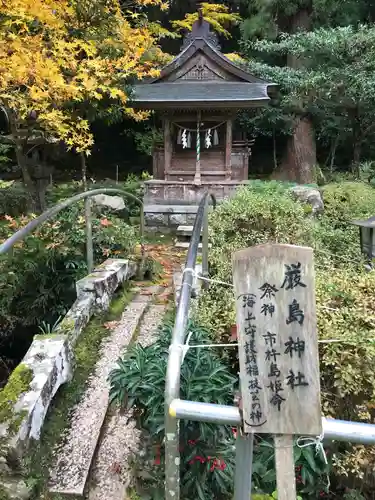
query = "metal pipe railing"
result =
(164, 192, 215, 500)
(169, 399, 375, 446)
(0, 188, 144, 272)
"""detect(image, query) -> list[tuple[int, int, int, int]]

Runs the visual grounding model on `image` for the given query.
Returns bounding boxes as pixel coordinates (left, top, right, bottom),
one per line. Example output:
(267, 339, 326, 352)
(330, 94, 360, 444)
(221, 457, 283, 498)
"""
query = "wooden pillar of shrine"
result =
(164, 117, 172, 177)
(225, 119, 233, 180)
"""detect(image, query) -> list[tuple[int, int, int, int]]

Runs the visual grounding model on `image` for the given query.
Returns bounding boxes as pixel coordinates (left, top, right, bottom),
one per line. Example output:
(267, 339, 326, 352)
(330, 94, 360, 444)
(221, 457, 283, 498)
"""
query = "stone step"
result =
(174, 241, 202, 250)
(176, 225, 194, 236)
(174, 241, 211, 250)
(48, 285, 161, 498)
(86, 303, 167, 500)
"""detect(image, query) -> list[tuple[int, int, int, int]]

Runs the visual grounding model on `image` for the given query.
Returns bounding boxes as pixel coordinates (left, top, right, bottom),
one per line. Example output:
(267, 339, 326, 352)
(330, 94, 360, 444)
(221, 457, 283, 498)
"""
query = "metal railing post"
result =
(85, 197, 94, 273)
(234, 433, 254, 500)
(201, 194, 209, 289)
(165, 193, 215, 500)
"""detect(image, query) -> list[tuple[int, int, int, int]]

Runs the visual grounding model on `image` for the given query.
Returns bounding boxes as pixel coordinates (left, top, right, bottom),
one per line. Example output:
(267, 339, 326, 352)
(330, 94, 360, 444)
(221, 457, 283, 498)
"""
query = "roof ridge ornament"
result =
(181, 9, 221, 51)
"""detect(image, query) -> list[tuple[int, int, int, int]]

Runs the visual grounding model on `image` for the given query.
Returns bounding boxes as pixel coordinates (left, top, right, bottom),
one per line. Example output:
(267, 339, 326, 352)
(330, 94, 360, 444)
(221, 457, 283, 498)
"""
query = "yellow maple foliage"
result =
(171, 3, 241, 39)
(0, 0, 168, 153)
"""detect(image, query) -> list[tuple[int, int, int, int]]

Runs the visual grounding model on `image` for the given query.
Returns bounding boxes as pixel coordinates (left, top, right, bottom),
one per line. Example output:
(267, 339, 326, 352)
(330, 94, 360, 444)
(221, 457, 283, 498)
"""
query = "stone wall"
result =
(0, 259, 136, 500)
(144, 180, 247, 231)
(144, 179, 247, 205)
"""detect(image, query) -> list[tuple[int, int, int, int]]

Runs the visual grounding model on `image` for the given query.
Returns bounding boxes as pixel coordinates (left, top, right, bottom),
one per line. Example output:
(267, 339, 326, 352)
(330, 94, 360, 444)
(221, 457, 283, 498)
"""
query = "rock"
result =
(169, 214, 187, 226)
(92, 194, 126, 212)
(1, 478, 31, 500)
(144, 212, 167, 226)
(0, 457, 10, 475)
(290, 185, 324, 214)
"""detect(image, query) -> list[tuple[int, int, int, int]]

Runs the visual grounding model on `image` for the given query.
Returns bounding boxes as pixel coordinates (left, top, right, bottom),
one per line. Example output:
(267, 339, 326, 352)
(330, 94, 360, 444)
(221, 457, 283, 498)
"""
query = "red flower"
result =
(189, 455, 206, 465)
(100, 218, 112, 227)
(209, 457, 227, 472)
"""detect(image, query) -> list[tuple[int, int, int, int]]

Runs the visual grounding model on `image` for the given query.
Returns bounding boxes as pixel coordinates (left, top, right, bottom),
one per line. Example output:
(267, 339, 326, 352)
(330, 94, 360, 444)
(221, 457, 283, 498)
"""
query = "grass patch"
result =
(25, 283, 135, 500)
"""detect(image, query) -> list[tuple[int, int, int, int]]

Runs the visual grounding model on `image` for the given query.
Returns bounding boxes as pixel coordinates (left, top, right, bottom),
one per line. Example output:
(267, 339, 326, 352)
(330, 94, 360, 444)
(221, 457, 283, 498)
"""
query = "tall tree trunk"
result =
(277, 5, 317, 184)
(282, 118, 316, 183)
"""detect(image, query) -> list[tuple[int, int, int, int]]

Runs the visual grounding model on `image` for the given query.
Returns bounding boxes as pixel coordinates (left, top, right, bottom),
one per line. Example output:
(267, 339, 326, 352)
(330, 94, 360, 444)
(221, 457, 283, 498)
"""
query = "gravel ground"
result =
(86, 301, 169, 500)
(49, 289, 159, 496)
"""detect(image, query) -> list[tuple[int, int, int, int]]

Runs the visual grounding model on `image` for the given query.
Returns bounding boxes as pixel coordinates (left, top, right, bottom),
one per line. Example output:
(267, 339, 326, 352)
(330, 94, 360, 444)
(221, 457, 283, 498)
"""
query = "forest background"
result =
(3, 0, 375, 197)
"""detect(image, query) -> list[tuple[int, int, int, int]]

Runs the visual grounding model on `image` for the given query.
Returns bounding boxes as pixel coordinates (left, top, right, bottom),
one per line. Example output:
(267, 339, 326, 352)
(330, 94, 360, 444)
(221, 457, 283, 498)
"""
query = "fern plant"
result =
(38, 316, 62, 335)
(109, 319, 238, 500)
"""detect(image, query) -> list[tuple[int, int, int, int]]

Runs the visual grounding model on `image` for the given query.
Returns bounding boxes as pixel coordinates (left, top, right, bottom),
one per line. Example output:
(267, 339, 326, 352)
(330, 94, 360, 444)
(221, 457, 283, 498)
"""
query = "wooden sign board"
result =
(232, 243, 322, 436)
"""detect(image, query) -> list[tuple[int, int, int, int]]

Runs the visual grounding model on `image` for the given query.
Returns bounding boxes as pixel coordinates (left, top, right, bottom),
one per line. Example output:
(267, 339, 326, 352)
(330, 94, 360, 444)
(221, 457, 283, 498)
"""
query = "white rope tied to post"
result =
(182, 267, 234, 287)
(168, 331, 193, 364)
(296, 430, 330, 490)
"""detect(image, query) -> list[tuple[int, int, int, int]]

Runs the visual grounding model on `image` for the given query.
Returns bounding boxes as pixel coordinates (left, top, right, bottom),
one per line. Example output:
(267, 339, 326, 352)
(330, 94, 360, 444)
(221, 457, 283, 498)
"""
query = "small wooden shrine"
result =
(131, 11, 276, 230)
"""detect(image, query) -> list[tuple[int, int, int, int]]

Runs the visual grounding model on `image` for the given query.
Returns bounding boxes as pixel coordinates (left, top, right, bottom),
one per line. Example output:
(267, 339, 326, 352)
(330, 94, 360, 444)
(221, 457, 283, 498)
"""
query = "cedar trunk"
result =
(276, 5, 316, 184)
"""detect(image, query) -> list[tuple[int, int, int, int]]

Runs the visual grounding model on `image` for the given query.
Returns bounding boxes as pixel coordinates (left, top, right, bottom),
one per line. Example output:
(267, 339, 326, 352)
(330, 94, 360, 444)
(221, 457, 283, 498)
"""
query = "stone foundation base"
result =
(144, 180, 247, 231)
(144, 204, 199, 232)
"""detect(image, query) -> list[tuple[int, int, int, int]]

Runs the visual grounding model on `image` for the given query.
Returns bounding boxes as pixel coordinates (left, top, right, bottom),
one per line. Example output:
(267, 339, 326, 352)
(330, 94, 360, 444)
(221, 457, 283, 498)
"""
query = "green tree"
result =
(238, 0, 375, 181)
(243, 25, 375, 174)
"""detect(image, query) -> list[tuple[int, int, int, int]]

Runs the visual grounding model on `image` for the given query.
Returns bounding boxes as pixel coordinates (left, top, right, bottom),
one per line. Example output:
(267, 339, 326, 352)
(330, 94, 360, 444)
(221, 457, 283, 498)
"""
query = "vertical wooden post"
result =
(232, 243, 322, 500)
(274, 435, 297, 500)
(164, 117, 172, 179)
(225, 119, 232, 180)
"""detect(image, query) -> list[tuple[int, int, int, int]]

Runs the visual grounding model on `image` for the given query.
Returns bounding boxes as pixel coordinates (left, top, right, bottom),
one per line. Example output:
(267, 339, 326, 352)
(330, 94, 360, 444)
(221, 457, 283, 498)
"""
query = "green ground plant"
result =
(0, 204, 139, 385)
(109, 319, 237, 500)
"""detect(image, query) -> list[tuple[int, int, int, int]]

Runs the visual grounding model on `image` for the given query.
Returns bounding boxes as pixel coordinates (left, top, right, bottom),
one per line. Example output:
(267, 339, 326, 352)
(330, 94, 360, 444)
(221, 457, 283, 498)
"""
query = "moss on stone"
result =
(57, 318, 75, 335)
(33, 334, 62, 341)
(0, 364, 33, 426)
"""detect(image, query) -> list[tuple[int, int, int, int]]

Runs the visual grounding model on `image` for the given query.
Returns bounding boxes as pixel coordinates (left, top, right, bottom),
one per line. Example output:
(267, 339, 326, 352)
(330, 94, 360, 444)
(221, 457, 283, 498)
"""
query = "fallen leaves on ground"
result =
(144, 243, 185, 285)
(103, 320, 120, 330)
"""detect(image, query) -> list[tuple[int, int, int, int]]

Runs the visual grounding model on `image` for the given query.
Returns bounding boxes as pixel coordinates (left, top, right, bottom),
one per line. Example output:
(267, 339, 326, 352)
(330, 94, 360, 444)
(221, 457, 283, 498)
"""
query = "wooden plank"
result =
(166, 170, 227, 176)
(225, 119, 232, 180)
(168, 114, 228, 122)
(274, 435, 297, 500)
(232, 243, 321, 436)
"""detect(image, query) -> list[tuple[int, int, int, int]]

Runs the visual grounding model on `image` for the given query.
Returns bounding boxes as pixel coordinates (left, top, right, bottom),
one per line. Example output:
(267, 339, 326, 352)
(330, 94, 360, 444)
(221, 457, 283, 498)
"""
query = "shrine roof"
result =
(130, 12, 277, 110)
(132, 82, 271, 109)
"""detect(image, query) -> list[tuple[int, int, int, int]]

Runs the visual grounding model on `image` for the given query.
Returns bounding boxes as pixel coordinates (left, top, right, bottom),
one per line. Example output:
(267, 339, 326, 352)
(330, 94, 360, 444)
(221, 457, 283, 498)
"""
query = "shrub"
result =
(317, 268, 375, 422)
(252, 437, 329, 498)
(0, 181, 29, 217)
(0, 205, 138, 377)
(195, 180, 375, 494)
(321, 182, 375, 227)
(197, 181, 368, 339)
